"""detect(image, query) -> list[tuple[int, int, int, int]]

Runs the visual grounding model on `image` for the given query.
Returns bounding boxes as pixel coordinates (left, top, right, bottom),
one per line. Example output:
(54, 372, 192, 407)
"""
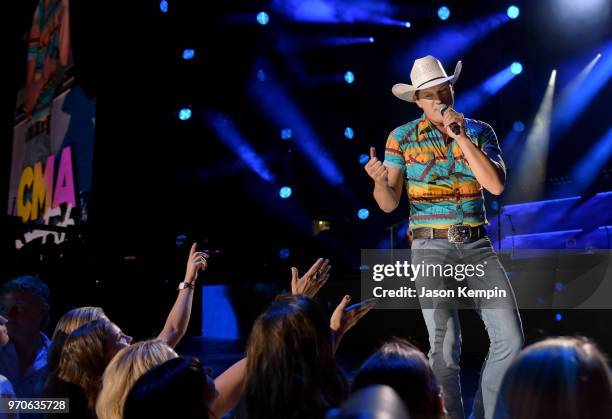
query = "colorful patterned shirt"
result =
(27, 0, 67, 122)
(383, 114, 505, 230)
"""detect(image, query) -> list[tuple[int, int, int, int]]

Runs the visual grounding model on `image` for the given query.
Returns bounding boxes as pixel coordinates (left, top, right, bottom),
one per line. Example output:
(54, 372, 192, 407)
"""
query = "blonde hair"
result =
(53, 307, 107, 338)
(49, 319, 116, 409)
(95, 339, 178, 419)
(48, 307, 108, 374)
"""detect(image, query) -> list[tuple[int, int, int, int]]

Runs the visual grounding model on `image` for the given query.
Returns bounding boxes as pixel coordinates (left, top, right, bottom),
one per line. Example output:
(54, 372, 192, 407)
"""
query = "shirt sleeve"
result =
(479, 122, 506, 178)
(383, 129, 405, 170)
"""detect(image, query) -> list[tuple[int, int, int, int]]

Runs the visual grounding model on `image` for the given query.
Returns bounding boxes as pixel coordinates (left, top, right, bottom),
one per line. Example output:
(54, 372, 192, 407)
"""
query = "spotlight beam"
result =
(552, 47, 611, 141)
(558, 53, 602, 101)
(400, 13, 509, 64)
(455, 63, 521, 115)
(569, 126, 612, 192)
(250, 72, 344, 186)
(510, 70, 557, 202)
(206, 112, 275, 182)
(271, 0, 406, 26)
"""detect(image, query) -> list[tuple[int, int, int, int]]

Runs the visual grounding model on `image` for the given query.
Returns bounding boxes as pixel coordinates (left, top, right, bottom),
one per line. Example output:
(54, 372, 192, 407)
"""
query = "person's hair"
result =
(0, 275, 50, 305)
(47, 318, 116, 409)
(47, 307, 108, 376)
(494, 336, 612, 419)
(329, 385, 411, 419)
(95, 339, 178, 419)
(352, 338, 444, 419)
(124, 356, 211, 419)
(245, 294, 348, 419)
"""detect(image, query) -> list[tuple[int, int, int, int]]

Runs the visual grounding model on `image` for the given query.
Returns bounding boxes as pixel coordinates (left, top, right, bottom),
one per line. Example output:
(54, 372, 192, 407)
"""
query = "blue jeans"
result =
(411, 236, 524, 419)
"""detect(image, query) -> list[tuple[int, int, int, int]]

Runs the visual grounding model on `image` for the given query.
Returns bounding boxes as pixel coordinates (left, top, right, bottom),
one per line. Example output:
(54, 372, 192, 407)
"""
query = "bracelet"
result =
(177, 282, 195, 291)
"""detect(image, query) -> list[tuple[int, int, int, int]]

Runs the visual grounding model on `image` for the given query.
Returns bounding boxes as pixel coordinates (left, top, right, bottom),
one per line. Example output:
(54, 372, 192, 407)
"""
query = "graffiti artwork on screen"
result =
(8, 0, 96, 249)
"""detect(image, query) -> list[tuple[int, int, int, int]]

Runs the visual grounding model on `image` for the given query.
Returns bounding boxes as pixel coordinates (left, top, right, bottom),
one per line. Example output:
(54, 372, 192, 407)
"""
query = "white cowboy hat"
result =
(392, 55, 462, 102)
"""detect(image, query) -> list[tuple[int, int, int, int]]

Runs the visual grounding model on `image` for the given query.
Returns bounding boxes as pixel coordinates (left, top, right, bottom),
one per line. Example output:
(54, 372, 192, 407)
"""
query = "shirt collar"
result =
(419, 113, 446, 139)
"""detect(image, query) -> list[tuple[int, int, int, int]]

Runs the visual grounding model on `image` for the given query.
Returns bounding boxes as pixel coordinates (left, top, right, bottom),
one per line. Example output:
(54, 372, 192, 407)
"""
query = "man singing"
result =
(365, 55, 524, 419)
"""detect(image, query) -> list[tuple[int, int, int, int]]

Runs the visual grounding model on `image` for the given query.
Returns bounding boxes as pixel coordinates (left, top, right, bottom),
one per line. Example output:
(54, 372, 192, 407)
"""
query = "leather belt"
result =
(412, 224, 485, 243)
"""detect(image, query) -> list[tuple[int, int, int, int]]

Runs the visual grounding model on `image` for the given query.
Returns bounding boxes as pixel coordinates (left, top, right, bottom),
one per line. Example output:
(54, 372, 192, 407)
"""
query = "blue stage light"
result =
(555, 312, 563, 321)
(344, 127, 354, 140)
(207, 112, 275, 181)
(175, 233, 187, 248)
(252, 68, 344, 186)
(358, 208, 370, 220)
(570, 126, 612, 192)
(511, 62, 523, 75)
(160, 0, 168, 13)
(438, 6, 450, 21)
(359, 154, 369, 165)
(400, 13, 508, 65)
(513, 121, 525, 132)
(455, 63, 521, 115)
(178, 108, 192, 121)
(321, 37, 377, 47)
(404, 21, 412, 28)
(202, 285, 239, 339)
(552, 46, 611, 140)
(182, 49, 195, 60)
(507, 6, 520, 19)
(256, 69, 266, 82)
(279, 248, 290, 260)
(279, 186, 292, 199)
(280, 128, 293, 140)
(257, 11, 270, 25)
(344, 71, 355, 84)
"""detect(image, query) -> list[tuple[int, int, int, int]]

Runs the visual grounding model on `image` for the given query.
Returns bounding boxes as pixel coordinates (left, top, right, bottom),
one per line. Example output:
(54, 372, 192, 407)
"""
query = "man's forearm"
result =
(373, 183, 399, 212)
(456, 136, 505, 195)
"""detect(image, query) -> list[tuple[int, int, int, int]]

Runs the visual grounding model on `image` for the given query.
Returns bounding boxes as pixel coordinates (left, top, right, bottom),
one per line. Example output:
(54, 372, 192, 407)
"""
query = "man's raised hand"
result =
(365, 147, 388, 186)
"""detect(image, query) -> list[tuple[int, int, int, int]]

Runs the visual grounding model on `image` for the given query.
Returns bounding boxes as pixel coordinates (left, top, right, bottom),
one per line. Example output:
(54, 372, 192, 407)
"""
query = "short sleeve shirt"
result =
(383, 114, 504, 230)
(0, 333, 50, 398)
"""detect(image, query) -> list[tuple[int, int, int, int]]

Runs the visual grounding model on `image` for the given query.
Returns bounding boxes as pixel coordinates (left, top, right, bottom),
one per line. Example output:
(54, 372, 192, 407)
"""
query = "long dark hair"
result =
(494, 336, 612, 419)
(124, 356, 211, 419)
(245, 295, 348, 419)
(352, 338, 445, 419)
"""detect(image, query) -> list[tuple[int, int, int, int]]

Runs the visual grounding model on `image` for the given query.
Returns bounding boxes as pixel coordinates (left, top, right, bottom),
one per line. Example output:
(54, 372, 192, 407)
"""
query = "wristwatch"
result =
(177, 282, 195, 291)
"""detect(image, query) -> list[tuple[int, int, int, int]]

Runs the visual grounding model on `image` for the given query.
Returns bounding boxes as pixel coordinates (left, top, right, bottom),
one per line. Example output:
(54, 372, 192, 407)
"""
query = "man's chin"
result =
(426, 116, 444, 125)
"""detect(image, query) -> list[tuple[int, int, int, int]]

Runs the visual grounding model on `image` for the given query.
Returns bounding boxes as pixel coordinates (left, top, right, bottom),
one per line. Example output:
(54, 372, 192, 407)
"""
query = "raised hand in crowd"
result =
(330, 296, 377, 352)
(291, 258, 331, 297)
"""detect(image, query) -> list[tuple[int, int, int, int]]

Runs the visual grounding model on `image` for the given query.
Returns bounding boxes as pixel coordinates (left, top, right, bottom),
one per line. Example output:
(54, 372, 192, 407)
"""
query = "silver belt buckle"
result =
(448, 224, 471, 243)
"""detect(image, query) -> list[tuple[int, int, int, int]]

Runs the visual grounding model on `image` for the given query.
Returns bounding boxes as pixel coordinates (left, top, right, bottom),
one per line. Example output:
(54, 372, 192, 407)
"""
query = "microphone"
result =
(438, 104, 461, 135)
